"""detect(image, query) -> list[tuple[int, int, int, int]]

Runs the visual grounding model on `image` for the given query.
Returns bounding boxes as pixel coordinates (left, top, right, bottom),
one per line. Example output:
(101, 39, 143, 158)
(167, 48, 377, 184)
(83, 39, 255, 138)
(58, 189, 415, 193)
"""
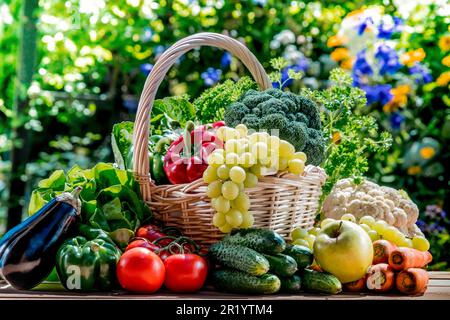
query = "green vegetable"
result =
(301, 269, 342, 294)
(111, 121, 134, 170)
(150, 136, 173, 184)
(222, 228, 286, 254)
(283, 244, 314, 269)
(194, 76, 257, 123)
(28, 163, 151, 249)
(208, 242, 269, 276)
(263, 253, 297, 277)
(224, 88, 325, 165)
(280, 275, 302, 293)
(211, 269, 280, 294)
(56, 236, 121, 291)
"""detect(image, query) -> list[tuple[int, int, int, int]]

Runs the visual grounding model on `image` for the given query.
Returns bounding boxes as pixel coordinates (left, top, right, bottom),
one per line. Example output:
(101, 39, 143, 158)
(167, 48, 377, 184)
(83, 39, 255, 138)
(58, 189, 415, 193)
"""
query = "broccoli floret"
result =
(303, 128, 326, 166)
(224, 88, 324, 165)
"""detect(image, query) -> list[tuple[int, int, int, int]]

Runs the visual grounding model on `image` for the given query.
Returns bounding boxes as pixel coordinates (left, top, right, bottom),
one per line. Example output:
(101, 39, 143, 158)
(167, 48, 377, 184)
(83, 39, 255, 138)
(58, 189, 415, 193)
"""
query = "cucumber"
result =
(283, 244, 313, 269)
(222, 228, 286, 254)
(263, 253, 297, 277)
(280, 275, 302, 293)
(211, 269, 281, 294)
(301, 269, 342, 294)
(208, 242, 269, 276)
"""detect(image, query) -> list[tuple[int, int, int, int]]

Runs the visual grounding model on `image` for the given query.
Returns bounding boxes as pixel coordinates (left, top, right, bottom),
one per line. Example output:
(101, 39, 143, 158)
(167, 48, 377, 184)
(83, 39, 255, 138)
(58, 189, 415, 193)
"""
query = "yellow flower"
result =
(330, 48, 350, 62)
(340, 58, 355, 70)
(332, 131, 341, 144)
(327, 35, 348, 47)
(439, 35, 450, 52)
(442, 55, 450, 67)
(400, 48, 426, 67)
(347, 9, 365, 18)
(383, 85, 411, 112)
(419, 146, 436, 160)
(407, 166, 422, 175)
(436, 71, 450, 86)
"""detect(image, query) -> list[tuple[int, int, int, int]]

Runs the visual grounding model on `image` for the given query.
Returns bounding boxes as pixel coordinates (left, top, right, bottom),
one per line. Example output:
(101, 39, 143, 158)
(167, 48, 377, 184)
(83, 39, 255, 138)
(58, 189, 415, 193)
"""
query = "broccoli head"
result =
(224, 88, 325, 166)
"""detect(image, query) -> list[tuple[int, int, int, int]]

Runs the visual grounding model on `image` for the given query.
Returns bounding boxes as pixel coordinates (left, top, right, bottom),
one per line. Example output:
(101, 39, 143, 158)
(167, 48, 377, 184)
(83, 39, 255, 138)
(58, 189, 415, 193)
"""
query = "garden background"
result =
(0, 0, 449, 268)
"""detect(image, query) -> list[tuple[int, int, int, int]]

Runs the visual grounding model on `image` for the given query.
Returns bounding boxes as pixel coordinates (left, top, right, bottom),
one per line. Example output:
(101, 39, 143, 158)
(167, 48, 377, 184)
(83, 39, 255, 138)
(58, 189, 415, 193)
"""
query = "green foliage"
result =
(301, 69, 393, 195)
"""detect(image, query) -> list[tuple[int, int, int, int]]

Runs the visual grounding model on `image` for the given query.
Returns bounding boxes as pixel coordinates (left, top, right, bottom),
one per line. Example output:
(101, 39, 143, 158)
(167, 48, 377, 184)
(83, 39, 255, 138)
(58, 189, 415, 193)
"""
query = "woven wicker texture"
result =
(132, 32, 327, 245)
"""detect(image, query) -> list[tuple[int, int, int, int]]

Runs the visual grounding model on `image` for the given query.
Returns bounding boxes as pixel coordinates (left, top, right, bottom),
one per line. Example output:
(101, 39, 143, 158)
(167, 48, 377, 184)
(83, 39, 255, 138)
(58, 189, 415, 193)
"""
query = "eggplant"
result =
(0, 187, 82, 290)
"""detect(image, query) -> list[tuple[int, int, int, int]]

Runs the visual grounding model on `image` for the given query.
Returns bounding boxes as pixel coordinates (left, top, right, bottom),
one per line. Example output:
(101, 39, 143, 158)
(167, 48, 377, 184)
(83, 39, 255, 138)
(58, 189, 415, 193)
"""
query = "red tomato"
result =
(117, 247, 165, 293)
(163, 254, 208, 293)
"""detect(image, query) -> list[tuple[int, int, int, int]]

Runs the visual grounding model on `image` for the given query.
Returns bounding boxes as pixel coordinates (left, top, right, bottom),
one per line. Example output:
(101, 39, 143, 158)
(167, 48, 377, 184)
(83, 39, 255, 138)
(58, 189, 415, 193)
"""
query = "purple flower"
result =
(378, 17, 403, 39)
(201, 67, 222, 86)
(139, 63, 153, 76)
(390, 112, 405, 130)
(416, 219, 427, 232)
(221, 52, 232, 68)
(409, 63, 433, 84)
(360, 84, 393, 105)
(353, 51, 373, 77)
(375, 44, 402, 75)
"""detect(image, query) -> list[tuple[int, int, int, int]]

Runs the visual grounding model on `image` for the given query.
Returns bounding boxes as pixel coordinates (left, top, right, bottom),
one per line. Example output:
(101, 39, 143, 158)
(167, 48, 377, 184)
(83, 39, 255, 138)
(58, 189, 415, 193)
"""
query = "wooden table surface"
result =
(0, 272, 449, 300)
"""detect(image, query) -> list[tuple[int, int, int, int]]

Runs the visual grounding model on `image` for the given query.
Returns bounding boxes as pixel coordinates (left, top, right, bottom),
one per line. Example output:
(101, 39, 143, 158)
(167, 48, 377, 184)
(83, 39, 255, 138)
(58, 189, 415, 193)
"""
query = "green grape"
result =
(225, 139, 245, 154)
(229, 166, 246, 183)
(222, 127, 240, 141)
(291, 228, 308, 240)
(213, 196, 231, 213)
(232, 192, 250, 212)
(218, 222, 233, 233)
(291, 151, 307, 162)
(250, 164, 263, 177)
(251, 142, 268, 161)
(403, 238, 413, 248)
(308, 227, 321, 236)
(237, 182, 245, 192)
(359, 223, 371, 233)
(368, 230, 380, 242)
(212, 212, 226, 228)
(222, 181, 239, 200)
(235, 124, 248, 137)
(372, 220, 389, 234)
(225, 208, 243, 227)
(341, 213, 356, 223)
(278, 157, 289, 171)
(395, 232, 407, 247)
(288, 159, 305, 175)
(412, 236, 430, 251)
(206, 180, 223, 198)
(216, 165, 230, 180)
(239, 152, 256, 168)
(359, 215, 376, 227)
(237, 138, 249, 153)
(203, 166, 218, 183)
(320, 218, 335, 229)
(225, 152, 240, 166)
(292, 239, 310, 248)
(243, 172, 258, 188)
(216, 127, 226, 141)
(279, 140, 295, 158)
(207, 152, 224, 167)
(240, 211, 254, 228)
(248, 132, 269, 145)
(382, 226, 399, 243)
(268, 136, 280, 154)
(306, 234, 316, 249)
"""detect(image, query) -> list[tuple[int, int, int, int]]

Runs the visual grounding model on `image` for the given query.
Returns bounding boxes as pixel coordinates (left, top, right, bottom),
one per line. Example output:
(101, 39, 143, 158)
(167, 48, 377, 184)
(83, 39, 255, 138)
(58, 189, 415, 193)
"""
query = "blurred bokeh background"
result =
(0, 0, 449, 268)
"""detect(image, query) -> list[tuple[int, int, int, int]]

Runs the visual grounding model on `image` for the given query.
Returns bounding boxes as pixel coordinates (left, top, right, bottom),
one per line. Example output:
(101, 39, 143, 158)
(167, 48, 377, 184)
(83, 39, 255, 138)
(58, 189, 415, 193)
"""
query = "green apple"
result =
(313, 220, 373, 283)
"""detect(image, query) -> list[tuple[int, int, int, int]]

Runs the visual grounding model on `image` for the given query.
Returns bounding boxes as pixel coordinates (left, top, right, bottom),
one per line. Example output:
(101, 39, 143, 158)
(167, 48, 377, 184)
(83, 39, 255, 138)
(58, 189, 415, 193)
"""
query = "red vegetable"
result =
(136, 224, 173, 246)
(164, 121, 223, 184)
(163, 251, 208, 293)
(126, 237, 160, 252)
(116, 247, 165, 293)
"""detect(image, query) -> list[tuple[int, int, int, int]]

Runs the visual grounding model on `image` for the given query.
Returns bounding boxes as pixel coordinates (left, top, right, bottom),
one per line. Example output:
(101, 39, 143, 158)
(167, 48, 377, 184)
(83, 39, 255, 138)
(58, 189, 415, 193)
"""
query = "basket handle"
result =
(132, 32, 271, 201)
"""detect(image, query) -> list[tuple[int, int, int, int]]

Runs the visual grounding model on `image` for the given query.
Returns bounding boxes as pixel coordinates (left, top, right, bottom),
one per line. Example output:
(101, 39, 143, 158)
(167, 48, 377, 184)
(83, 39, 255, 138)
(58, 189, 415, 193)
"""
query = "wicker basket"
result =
(132, 32, 327, 245)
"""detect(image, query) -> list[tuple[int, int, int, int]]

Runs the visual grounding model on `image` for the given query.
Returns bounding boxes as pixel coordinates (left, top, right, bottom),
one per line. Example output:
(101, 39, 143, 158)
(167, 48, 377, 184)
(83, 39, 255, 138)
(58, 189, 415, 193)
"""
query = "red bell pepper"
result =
(163, 121, 224, 184)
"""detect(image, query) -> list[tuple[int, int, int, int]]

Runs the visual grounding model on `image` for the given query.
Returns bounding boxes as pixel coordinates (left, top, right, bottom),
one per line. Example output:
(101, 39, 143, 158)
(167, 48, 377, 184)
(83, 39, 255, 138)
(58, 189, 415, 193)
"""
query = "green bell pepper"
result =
(56, 236, 121, 292)
(151, 136, 173, 185)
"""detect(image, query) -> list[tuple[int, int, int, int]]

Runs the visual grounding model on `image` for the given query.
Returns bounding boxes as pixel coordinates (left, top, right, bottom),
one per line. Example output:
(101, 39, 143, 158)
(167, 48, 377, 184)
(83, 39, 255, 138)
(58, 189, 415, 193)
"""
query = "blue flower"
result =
(357, 17, 374, 36)
(221, 52, 232, 68)
(272, 63, 307, 89)
(390, 112, 405, 130)
(201, 67, 222, 86)
(409, 63, 433, 84)
(353, 51, 373, 77)
(139, 63, 153, 76)
(375, 44, 402, 75)
(378, 16, 403, 39)
(416, 219, 427, 232)
(360, 84, 393, 105)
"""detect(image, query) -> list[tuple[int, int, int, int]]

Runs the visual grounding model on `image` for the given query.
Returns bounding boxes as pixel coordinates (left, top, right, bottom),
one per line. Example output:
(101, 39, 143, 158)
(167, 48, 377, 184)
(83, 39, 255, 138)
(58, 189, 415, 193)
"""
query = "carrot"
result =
(396, 268, 429, 295)
(366, 263, 395, 293)
(344, 276, 367, 292)
(388, 247, 432, 271)
(373, 240, 397, 264)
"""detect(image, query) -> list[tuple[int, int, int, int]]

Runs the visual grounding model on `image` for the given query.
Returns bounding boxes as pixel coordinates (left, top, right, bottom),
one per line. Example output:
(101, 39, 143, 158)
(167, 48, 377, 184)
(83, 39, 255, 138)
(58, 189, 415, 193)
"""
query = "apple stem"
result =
(335, 221, 343, 243)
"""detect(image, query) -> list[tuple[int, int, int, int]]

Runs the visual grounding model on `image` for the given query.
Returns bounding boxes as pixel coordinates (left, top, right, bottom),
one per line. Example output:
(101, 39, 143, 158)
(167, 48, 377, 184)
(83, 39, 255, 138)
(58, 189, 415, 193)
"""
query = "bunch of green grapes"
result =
(320, 214, 430, 251)
(203, 124, 307, 233)
(290, 227, 320, 251)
